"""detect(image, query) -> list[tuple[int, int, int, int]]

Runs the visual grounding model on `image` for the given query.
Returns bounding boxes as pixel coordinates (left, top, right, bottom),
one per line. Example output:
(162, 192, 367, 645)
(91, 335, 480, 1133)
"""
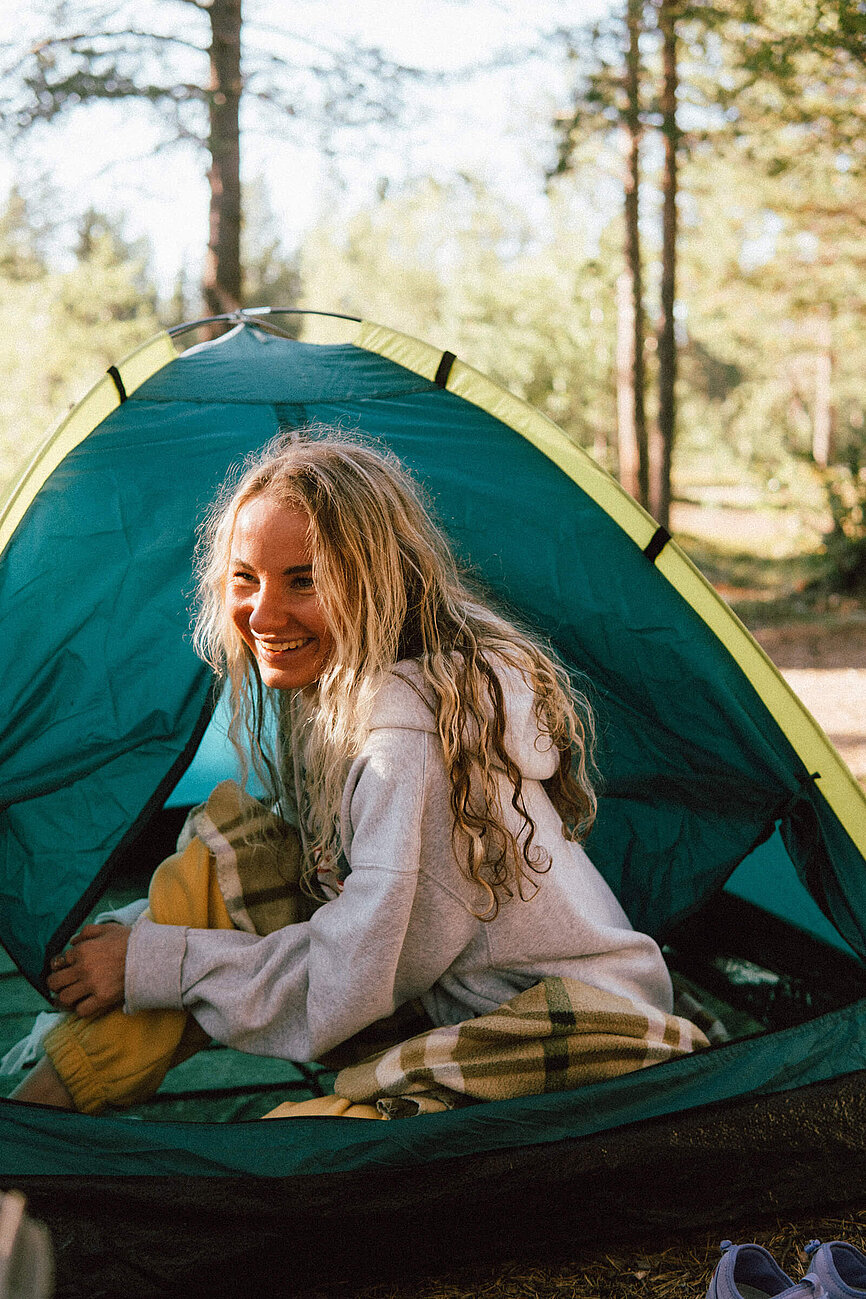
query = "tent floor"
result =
(5, 1067, 866, 1299)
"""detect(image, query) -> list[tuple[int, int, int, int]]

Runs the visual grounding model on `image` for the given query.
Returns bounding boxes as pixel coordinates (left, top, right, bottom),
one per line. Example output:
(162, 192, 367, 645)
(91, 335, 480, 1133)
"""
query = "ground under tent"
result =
(1, 312, 865, 1297)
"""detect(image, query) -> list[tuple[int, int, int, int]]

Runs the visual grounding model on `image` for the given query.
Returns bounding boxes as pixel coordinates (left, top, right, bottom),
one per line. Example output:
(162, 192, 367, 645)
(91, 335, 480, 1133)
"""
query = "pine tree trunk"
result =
(616, 273, 641, 498)
(204, 0, 242, 317)
(624, 0, 650, 509)
(655, 0, 679, 529)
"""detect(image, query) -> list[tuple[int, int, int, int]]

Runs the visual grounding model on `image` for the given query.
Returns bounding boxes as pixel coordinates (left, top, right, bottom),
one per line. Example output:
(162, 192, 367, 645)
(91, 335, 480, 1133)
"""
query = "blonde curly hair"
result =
(194, 430, 597, 918)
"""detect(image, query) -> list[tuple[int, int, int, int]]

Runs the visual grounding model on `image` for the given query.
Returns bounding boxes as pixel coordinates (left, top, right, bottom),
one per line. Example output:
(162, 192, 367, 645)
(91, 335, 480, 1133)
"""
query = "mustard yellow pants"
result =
(42, 837, 382, 1119)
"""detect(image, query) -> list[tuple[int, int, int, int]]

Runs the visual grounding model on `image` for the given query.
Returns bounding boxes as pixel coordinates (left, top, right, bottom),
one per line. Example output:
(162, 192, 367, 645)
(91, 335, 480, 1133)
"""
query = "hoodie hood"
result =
(369, 659, 560, 781)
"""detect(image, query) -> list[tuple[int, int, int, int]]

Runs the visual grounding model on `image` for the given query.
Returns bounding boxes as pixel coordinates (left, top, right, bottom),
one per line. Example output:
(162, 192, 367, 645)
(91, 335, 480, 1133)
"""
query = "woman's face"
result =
(226, 494, 335, 690)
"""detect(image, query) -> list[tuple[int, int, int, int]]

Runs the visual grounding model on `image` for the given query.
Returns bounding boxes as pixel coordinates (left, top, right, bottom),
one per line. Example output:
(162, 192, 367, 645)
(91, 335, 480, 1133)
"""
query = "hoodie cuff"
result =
(124, 915, 188, 1012)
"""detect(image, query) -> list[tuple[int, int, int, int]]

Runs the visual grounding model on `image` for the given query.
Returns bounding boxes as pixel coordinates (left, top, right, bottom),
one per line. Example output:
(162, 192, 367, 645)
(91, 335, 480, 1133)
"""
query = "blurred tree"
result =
(697, 0, 866, 462)
(720, 0, 865, 164)
(0, 186, 48, 281)
(653, 0, 681, 529)
(552, 2, 651, 506)
(61, 207, 159, 331)
(0, 0, 429, 316)
(549, 0, 866, 534)
(0, 193, 160, 482)
(240, 177, 301, 327)
(299, 177, 618, 457)
(692, 0, 866, 585)
(552, 0, 710, 526)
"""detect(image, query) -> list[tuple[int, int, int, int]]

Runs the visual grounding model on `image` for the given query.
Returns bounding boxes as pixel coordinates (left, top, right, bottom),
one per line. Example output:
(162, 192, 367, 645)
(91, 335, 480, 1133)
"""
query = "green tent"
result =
(1, 314, 865, 1294)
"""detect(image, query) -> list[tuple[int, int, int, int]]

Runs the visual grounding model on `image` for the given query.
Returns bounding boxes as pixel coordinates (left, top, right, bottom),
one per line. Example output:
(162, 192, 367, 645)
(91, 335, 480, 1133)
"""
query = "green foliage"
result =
(241, 178, 302, 326)
(545, 0, 866, 582)
(820, 450, 866, 593)
(0, 187, 47, 281)
(0, 192, 161, 488)
(673, 2, 866, 555)
(299, 178, 618, 458)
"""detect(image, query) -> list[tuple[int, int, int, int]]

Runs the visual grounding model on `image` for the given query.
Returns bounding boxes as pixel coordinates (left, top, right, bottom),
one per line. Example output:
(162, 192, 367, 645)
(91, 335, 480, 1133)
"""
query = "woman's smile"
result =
(254, 636, 315, 654)
(226, 494, 335, 690)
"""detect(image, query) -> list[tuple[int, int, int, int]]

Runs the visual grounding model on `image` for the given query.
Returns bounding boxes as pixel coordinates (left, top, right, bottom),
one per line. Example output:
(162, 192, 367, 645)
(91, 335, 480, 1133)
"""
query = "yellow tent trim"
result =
(356, 322, 660, 549)
(0, 331, 177, 562)
(356, 321, 866, 858)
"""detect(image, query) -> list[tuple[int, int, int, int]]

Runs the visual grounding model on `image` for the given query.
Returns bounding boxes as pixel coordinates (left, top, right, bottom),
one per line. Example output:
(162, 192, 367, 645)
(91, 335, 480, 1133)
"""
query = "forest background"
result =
(0, 0, 864, 609)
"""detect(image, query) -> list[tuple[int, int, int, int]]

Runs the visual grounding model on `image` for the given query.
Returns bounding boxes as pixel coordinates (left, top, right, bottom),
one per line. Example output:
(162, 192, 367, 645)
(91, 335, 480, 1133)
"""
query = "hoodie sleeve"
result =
(124, 727, 475, 1062)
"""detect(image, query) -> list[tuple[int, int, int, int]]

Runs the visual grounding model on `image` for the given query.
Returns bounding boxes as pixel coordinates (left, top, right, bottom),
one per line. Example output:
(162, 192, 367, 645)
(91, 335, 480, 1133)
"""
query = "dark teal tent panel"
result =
(725, 828, 858, 955)
(0, 401, 275, 982)
(2, 993, 866, 1177)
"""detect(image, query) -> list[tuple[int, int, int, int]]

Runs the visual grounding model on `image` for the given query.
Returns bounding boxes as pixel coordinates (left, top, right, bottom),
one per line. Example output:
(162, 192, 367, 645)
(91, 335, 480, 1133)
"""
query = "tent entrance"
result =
(4, 797, 863, 1124)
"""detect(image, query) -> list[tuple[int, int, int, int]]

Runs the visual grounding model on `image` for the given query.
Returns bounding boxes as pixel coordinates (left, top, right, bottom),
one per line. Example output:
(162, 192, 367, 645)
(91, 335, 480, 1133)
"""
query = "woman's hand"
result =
(46, 923, 131, 1019)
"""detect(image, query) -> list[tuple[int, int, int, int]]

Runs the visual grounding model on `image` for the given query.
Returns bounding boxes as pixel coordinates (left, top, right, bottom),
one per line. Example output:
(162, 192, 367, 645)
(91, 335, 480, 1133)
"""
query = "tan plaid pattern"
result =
(334, 977, 713, 1117)
(179, 780, 320, 935)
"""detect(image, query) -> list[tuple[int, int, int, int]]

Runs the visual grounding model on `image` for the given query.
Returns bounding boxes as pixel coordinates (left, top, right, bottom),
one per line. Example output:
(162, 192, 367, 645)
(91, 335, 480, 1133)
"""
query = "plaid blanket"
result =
(333, 977, 716, 1117)
(189, 782, 720, 1118)
(179, 780, 320, 934)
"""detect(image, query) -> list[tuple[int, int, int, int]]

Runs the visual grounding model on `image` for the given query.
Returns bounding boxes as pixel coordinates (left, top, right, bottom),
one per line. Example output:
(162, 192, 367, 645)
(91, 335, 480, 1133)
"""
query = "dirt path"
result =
(751, 622, 866, 784)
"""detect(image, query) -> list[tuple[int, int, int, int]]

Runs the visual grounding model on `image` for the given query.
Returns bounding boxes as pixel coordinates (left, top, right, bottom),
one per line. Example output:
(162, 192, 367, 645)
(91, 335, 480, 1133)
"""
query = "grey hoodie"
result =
(125, 662, 673, 1061)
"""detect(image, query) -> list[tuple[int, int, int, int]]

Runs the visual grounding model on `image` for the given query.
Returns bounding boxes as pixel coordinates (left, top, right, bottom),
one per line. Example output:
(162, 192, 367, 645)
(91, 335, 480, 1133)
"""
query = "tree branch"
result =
(243, 20, 517, 81)
(6, 72, 207, 130)
(29, 30, 206, 55)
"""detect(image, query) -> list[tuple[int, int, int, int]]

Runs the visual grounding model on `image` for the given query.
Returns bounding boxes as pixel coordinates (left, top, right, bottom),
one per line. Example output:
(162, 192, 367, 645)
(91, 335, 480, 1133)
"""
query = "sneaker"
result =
(805, 1240, 866, 1299)
(708, 1241, 826, 1299)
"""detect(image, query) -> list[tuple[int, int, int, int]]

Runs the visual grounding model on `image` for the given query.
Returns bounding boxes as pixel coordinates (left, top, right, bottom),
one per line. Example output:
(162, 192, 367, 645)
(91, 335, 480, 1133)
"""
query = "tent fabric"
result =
(11, 1070, 866, 1299)
(2, 992, 866, 1177)
(0, 318, 865, 1206)
(358, 323, 866, 863)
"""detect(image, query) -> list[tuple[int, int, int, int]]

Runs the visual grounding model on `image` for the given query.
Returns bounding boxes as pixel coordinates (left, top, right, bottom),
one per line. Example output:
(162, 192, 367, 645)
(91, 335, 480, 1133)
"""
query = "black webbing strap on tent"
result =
(643, 525, 671, 563)
(434, 351, 456, 387)
(107, 365, 128, 403)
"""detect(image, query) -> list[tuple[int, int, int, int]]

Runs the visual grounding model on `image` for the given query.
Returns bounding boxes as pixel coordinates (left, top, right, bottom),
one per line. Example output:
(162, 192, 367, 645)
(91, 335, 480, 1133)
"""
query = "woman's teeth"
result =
(259, 638, 310, 653)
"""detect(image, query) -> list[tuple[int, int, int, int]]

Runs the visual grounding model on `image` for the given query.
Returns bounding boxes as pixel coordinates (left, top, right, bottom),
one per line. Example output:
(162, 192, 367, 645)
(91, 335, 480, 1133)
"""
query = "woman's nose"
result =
(249, 583, 292, 633)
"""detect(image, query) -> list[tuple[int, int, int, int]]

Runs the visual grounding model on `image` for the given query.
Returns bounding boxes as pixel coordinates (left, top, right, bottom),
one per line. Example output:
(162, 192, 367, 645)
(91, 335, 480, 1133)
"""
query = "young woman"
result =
(14, 433, 676, 1112)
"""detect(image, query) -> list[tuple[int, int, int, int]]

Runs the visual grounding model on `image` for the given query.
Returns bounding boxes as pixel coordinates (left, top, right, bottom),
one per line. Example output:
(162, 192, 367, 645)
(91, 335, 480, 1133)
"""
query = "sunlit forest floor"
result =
(674, 503, 866, 793)
(675, 502, 866, 792)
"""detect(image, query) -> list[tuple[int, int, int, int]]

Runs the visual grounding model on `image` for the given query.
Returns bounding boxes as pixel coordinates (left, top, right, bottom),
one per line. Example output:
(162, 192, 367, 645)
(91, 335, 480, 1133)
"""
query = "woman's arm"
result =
(124, 729, 476, 1061)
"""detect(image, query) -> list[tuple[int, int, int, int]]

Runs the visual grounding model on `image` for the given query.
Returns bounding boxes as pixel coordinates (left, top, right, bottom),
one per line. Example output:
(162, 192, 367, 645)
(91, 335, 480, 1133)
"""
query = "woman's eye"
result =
(291, 574, 315, 591)
(232, 570, 256, 583)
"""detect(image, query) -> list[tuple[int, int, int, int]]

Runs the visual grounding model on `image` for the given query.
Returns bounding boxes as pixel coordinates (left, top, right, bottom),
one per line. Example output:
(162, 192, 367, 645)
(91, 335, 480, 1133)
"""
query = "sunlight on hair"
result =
(194, 427, 597, 916)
